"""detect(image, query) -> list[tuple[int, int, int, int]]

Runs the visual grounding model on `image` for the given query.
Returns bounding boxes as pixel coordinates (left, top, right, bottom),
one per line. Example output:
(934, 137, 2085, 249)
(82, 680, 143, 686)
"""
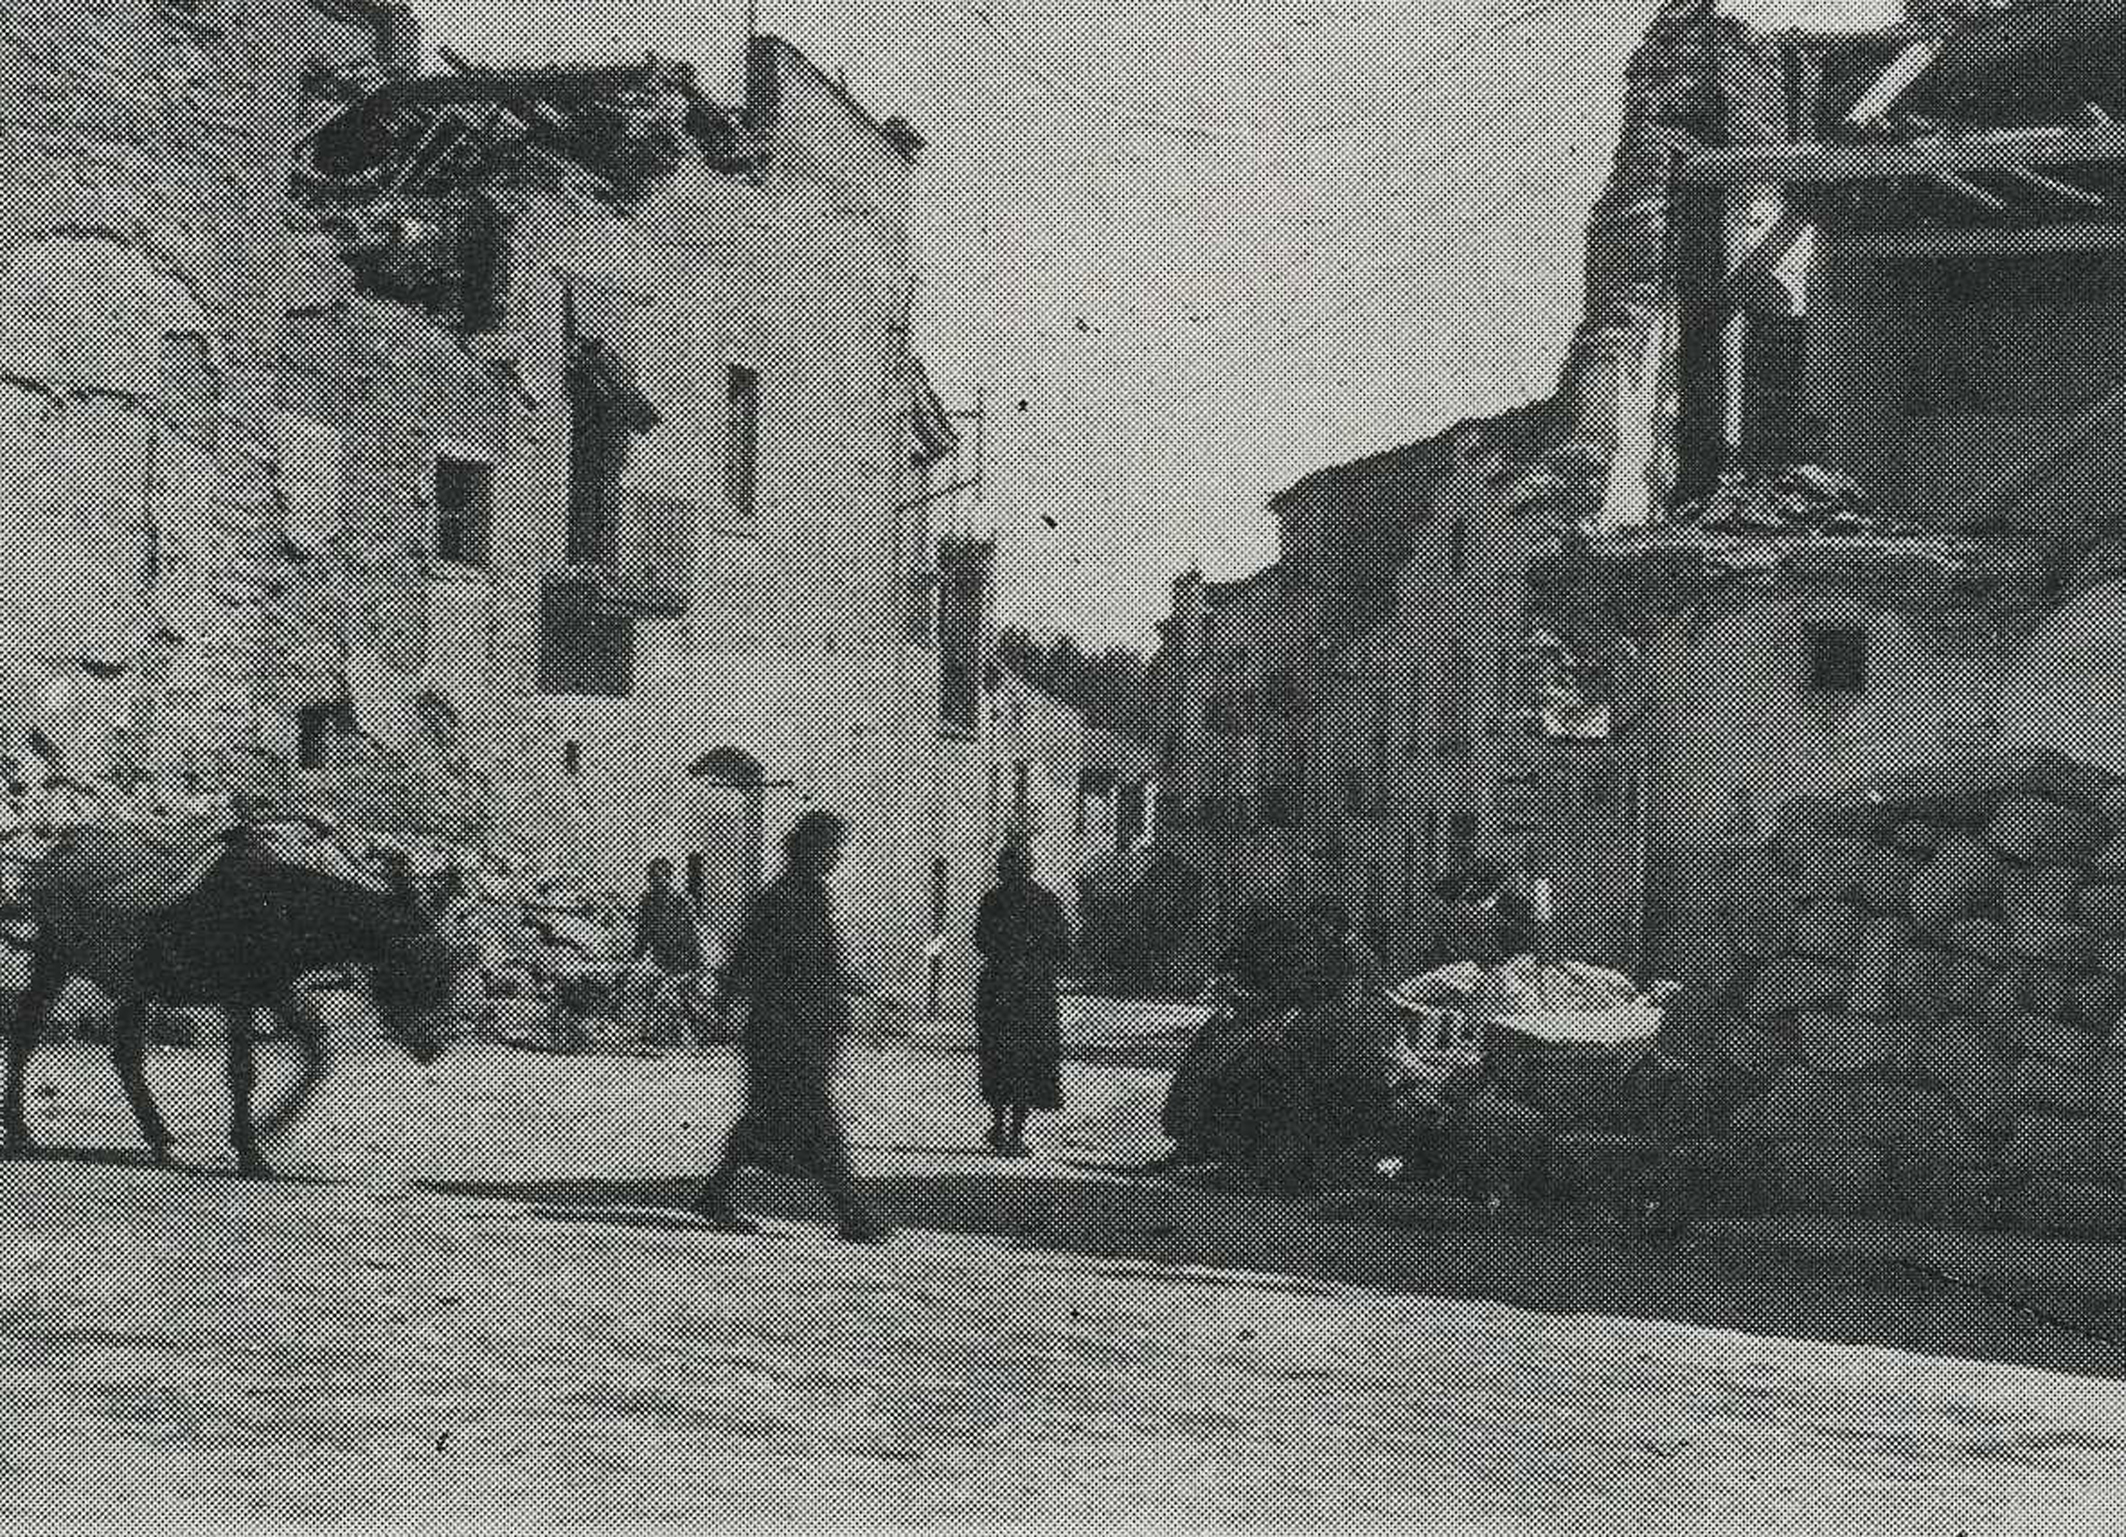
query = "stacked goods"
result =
(1389, 957, 1684, 1205)
(1704, 757, 2126, 1233)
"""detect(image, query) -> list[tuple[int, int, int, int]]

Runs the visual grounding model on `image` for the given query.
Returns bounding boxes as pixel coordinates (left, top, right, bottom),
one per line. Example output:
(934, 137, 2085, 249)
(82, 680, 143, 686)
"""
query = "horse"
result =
(1, 831, 460, 1176)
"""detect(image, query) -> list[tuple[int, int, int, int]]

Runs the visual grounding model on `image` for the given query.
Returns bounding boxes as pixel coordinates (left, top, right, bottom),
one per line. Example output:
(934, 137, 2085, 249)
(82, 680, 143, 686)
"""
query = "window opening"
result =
(1805, 627, 1867, 693)
(434, 454, 493, 566)
(537, 582, 634, 697)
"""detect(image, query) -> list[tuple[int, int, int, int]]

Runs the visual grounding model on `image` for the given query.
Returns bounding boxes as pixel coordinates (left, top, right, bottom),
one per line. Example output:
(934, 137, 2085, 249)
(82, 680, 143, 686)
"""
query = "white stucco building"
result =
(0, 0, 1052, 1016)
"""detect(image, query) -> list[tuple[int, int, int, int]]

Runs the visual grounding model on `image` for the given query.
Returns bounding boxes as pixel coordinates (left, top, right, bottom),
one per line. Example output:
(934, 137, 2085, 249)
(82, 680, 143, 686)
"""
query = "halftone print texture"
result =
(0, 0, 2121, 1529)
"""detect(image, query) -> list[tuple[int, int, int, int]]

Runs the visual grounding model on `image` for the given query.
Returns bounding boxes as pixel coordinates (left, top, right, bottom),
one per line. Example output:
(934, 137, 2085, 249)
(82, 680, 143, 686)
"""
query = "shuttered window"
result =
(434, 455, 493, 566)
(537, 582, 634, 697)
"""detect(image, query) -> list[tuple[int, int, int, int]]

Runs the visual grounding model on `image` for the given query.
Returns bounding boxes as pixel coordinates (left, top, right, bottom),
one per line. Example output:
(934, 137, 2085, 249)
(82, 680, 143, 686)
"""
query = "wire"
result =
(942, 0, 1567, 153)
(945, 0, 1236, 145)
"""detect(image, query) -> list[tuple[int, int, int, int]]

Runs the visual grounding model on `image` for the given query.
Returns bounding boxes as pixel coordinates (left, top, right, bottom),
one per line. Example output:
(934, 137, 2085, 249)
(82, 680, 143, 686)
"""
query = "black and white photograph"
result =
(0, 0, 2123, 1527)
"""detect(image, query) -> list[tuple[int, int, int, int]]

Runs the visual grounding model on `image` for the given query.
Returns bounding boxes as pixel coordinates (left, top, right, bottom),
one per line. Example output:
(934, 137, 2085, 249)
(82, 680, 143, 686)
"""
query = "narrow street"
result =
(0, 1027, 2118, 1531)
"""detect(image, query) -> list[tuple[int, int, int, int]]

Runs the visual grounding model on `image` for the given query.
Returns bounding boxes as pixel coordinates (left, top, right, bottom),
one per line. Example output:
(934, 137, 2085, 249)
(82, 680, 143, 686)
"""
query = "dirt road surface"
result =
(0, 1027, 2121, 1532)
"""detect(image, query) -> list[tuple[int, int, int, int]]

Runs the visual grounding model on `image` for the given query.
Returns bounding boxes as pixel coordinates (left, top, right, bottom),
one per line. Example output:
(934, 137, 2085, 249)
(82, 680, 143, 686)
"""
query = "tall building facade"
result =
(0, 0, 1021, 1013)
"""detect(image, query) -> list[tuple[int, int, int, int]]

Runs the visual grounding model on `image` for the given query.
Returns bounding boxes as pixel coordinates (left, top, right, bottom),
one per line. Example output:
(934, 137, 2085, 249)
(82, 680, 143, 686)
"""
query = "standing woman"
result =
(975, 842, 1072, 1156)
(428, 865, 492, 1039)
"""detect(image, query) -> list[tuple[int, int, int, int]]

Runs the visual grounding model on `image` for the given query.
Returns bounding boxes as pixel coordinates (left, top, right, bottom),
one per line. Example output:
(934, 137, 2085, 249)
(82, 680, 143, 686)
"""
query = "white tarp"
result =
(1394, 954, 1665, 1046)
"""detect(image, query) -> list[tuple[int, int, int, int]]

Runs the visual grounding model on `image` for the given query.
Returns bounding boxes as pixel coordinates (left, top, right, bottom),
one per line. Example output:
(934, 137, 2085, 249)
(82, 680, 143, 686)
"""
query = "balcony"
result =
(585, 486, 698, 618)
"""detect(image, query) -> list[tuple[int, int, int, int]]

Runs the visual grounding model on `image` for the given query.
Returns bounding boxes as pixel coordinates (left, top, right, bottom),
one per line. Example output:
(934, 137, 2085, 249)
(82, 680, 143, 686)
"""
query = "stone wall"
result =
(1676, 758, 2126, 1233)
(0, 0, 615, 998)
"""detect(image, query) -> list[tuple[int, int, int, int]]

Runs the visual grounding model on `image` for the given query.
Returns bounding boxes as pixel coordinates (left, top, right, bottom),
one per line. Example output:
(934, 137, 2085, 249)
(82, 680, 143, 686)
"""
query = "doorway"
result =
(684, 747, 770, 963)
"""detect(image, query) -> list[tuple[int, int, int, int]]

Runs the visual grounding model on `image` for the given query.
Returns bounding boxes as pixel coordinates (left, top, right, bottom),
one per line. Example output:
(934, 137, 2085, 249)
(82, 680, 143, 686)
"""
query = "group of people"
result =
(1160, 897, 1433, 1183)
(596, 814, 1073, 1245)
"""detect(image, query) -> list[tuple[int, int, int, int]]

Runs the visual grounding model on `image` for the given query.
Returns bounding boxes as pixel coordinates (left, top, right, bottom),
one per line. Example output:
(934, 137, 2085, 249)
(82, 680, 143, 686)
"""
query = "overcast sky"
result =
(416, 0, 1654, 647)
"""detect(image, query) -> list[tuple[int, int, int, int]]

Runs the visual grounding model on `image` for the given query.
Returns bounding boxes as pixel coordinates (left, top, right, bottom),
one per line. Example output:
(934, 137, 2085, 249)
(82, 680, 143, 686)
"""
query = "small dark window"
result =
(1806, 627, 1868, 693)
(686, 851, 706, 906)
(1342, 767, 1368, 815)
(940, 568, 987, 731)
(434, 456, 493, 566)
(563, 740, 582, 777)
(297, 700, 355, 770)
(1262, 785, 1301, 827)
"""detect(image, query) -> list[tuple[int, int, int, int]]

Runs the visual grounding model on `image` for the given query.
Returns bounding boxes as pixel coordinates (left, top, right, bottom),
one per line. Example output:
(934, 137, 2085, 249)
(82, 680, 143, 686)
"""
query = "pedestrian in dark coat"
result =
(974, 841, 1071, 1156)
(694, 811, 887, 1243)
(628, 857, 706, 1051)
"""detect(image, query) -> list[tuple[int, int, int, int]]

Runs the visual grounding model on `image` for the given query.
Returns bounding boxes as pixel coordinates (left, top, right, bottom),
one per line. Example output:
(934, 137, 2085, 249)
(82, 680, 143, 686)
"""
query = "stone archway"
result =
(684, 746, 769, 955)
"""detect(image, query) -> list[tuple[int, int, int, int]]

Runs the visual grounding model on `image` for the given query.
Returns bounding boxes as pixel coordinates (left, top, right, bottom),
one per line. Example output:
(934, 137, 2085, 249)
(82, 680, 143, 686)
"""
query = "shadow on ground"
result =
(420, 1161, 2126, 1381)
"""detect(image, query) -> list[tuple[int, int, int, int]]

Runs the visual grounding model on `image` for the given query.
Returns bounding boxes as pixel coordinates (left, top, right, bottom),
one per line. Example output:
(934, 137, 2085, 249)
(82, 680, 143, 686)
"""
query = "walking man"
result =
(628, 857, 706, 1052)
(695, 811, 888, 1243)
(974, 841, 1071, 1156)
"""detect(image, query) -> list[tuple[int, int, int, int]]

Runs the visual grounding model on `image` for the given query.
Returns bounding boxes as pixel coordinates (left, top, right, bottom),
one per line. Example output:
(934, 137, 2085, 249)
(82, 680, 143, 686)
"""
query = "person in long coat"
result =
(627, 857, 707, 1051)
(694, 811, 888, 1243)
(974, 842, 1072, 1156)
(428, 865, 491, 1039)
